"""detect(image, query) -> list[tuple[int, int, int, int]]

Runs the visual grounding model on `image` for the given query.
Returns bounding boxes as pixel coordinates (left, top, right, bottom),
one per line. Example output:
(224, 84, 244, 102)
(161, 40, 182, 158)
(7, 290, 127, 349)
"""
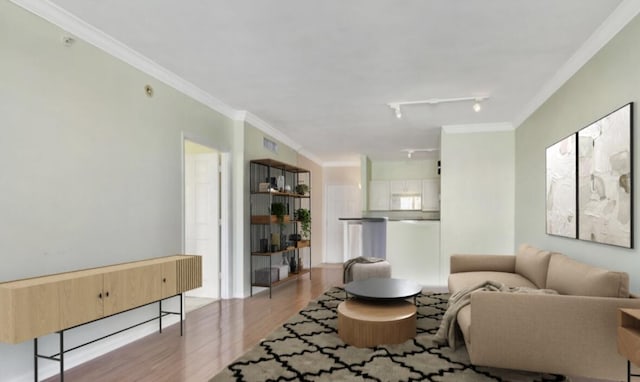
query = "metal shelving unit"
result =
(249, 159, 311, 298)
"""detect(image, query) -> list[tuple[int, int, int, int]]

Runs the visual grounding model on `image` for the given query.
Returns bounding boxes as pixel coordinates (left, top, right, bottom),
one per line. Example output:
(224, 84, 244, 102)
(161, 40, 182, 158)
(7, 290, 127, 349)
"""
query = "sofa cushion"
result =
(448, 271, 537, 294)
(514, 244, 552, 288)
(546, 254, 629, 298)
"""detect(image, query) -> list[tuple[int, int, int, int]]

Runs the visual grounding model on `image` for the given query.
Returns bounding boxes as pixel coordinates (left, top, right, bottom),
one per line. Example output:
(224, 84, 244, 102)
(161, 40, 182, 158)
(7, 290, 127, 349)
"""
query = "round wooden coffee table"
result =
(337, 299, 416, 347)
(338, 278, 421, 347)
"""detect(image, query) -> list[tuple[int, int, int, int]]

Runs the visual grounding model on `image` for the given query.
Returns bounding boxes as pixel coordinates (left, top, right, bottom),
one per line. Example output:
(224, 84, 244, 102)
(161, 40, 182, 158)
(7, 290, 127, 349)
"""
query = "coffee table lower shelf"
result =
(337, 299, 416, 348)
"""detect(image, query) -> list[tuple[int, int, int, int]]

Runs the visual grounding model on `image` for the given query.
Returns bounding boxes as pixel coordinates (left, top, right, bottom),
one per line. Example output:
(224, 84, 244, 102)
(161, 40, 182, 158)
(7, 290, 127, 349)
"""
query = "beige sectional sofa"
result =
(448, 244, 640, 380)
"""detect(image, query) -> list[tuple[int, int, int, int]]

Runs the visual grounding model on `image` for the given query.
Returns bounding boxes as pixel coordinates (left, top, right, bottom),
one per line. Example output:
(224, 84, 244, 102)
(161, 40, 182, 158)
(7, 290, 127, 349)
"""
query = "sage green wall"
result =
(515, 13, 640, 291)
(0, 2, 238, 379)
(442, 130, 515, 283)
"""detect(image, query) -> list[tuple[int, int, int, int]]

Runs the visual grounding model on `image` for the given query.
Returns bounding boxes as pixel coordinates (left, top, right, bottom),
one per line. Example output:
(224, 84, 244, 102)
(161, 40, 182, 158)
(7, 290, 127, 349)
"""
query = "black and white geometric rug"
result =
(210, 287, 566, 382)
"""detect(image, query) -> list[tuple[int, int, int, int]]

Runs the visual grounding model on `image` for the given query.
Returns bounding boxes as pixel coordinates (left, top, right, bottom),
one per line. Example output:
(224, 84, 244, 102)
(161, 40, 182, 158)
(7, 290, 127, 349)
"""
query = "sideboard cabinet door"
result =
(161, 260, 177, 298)
(59, 274, 104, 329)
(103, 264, 163, 316)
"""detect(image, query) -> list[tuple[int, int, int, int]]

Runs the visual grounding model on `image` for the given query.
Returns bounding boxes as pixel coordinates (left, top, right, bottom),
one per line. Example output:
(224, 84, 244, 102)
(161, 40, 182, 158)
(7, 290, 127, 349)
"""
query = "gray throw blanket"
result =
(343, 256, 385, 283)
(433, 280, 558, 350)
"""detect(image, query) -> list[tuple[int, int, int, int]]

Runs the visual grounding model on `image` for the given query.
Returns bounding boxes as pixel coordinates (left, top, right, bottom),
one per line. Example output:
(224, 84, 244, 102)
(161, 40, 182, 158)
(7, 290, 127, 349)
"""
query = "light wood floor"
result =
(45, 266, 344, 382)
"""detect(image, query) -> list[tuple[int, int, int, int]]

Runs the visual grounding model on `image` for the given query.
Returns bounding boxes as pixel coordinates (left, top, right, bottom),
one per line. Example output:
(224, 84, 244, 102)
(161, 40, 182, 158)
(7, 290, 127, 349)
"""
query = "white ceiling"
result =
(34, 0, 633, 164)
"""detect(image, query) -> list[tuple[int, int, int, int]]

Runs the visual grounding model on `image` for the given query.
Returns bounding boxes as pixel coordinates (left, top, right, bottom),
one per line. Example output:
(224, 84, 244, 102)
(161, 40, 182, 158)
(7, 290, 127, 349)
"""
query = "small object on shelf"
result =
(289, 234, 301, 242)
(295, 184, 309, 195)
(259, 238, 268, 253)
(285, 185, 292, 192)
(254, 267, 279, 285)
(271, 233, 280, 247)
(271, 202, 287, 228)
(295, 208, 311, 239)
(259, 182, 271, 192)
(280, 255, 291, 278)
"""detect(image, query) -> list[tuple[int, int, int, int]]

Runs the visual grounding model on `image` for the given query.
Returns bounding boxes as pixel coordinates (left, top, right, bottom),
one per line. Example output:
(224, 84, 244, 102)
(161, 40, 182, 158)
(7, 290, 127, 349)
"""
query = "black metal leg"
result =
(179, 293, 184, 336)
(159, 299, 163, 333)
(59, 331, 64, 382)
(34, 338, 38, 382)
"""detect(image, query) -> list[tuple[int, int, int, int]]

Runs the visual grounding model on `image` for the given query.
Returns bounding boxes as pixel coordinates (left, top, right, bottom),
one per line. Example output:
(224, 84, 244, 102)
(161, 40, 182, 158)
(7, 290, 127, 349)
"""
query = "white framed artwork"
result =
(578, 103, 633, 248)
(546, 134, 577, 238)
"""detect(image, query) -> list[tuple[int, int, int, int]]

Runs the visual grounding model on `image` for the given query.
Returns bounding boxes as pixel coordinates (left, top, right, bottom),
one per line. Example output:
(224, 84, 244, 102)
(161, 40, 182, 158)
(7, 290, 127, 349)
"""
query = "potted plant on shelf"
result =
(295, 184, 309, 196)
(270, 202, 287, 230)
(295, 208, 311, 247)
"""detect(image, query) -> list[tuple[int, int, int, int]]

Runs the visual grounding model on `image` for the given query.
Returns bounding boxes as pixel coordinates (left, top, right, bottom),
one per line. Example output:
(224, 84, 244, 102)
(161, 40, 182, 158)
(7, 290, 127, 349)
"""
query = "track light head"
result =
(388, 103, 402, 119)
(473, 98, 483, 112)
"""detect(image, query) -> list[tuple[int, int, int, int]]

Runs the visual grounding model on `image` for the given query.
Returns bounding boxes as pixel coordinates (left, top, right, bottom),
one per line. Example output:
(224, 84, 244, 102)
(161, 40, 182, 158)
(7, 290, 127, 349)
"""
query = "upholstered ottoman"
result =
(343, 257, 391, 283)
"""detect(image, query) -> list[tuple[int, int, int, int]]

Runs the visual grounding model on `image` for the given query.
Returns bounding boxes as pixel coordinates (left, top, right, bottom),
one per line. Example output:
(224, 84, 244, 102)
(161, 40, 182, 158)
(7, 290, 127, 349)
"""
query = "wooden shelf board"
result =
(251, 191, 309, 198)
(252, 269, 311, 288)
(250, 159, 309, 173)
(251, 247, 297, 256)
(250, 215, 291, 225)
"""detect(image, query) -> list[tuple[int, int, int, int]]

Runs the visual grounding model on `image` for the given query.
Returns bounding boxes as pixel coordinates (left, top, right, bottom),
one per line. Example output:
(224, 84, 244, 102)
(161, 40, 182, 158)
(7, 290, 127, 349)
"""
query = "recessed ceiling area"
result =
(41, 0, 627, 163)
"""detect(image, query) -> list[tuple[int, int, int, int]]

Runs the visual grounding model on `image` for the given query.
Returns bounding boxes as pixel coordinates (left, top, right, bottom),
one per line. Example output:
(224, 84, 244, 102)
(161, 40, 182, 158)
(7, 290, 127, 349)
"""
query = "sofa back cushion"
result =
(514, 244, 552, 288)
(546, 253, 629, 298)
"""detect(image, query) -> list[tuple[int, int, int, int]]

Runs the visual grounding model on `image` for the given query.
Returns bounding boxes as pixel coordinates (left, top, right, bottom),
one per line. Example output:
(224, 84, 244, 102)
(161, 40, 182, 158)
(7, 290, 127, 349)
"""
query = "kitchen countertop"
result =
(339, 217, 440, 221)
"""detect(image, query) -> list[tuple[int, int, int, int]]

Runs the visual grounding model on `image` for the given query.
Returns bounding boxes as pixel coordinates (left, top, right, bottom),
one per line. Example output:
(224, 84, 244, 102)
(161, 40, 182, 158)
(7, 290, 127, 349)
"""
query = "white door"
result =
(325, 185, 361, 263)
(184, 145, 220, 299)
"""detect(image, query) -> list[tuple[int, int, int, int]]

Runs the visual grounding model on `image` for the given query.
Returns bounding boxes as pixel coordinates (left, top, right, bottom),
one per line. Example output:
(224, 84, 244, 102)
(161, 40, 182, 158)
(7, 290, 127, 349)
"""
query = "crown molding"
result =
(11, 0, 238, 121)
(297, 149, 325, 167)
(513, 0, 640, 128)
(12, 0, 327, 167)
(322, 161, 361, 168)
(442, 122, 514, 134)
(239, 111, 302, 151)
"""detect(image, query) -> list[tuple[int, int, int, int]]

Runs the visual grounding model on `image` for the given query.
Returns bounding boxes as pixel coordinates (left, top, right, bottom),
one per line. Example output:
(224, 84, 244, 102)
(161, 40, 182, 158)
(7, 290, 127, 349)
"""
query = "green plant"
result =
(295, 208, 311, 239)
(270, 202, 287, 229)
(295, 184, 309, 195)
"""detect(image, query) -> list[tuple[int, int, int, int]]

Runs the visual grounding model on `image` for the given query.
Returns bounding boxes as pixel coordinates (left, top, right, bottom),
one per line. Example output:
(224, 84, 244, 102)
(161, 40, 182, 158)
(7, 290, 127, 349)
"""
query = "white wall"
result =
(440, 128, 515, 277)
(0, 3, 238, 380)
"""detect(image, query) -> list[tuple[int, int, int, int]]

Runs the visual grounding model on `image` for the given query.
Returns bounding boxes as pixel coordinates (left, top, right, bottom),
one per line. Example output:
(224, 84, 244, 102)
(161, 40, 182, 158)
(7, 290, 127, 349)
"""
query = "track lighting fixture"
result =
(401, 148, 439, 159)
(390, 103, 402, 119)
(388, 96, 489, 118)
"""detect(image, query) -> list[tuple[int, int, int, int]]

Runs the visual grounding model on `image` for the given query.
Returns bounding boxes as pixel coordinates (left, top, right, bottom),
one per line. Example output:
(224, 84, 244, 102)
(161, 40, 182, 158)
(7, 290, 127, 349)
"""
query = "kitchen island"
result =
(339, 216, 441, 287)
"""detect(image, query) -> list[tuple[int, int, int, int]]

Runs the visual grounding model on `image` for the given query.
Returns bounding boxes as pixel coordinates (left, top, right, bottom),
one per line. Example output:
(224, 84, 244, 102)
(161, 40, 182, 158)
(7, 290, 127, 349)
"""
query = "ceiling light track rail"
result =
(388, 95, 489, 118)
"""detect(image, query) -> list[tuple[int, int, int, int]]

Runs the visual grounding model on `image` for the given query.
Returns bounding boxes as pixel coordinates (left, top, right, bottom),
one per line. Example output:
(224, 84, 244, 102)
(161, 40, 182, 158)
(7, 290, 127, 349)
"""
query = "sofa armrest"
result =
(470, 291, 640, 380)
(449, 254, 515, 274)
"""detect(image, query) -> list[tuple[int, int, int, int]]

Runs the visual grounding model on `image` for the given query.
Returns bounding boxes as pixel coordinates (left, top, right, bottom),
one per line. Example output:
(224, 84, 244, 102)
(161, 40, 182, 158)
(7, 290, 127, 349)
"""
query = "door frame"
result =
(181, 132, 232, 300)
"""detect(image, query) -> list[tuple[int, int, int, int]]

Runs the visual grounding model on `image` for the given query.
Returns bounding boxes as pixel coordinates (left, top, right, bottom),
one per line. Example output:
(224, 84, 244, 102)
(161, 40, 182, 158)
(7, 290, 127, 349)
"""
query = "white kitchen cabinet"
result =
(422, 179, 440, 211)
(389, 180, 421, 195)
(368, 180, 390, 210)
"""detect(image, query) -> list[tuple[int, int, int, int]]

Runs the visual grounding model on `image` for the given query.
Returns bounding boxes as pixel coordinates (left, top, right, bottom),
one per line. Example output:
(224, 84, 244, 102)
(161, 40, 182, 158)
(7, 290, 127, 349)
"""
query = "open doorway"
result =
(184, 139, 220, 312)
(325, 184, 362, 263)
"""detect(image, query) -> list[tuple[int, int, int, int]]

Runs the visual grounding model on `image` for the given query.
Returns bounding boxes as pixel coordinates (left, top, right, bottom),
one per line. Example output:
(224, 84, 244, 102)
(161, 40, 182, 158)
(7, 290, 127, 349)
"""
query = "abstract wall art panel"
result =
(546, 134, 577, 238)
(578, 103, 633, 248)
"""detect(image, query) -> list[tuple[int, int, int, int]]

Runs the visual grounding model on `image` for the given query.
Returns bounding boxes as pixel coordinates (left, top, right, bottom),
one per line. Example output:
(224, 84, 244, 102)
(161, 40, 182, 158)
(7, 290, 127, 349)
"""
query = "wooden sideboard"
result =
(0, 255, 201, 381)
